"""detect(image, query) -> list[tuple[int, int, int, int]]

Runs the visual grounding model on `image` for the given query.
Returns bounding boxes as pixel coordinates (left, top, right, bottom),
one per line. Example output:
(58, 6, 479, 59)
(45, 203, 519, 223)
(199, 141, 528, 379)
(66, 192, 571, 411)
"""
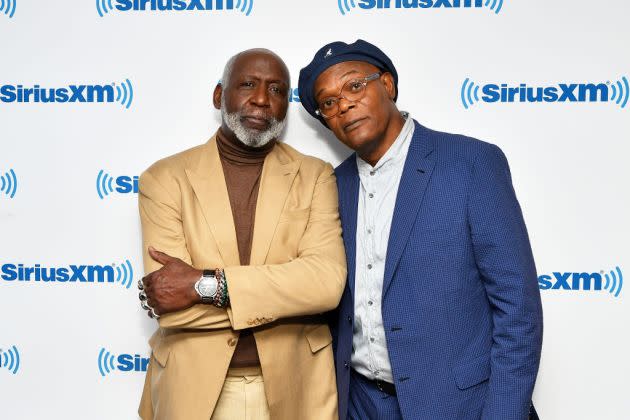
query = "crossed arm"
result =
(138, 162, 347, 331)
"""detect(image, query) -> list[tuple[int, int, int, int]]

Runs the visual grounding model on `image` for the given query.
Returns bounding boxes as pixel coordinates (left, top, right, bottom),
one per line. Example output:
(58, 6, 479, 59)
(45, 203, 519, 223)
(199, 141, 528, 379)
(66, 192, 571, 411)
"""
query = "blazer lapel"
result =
(249, 146, 300, 266)
(185, 136, 240, 267)
(382, 122, 436, 296)
(336, 158, 360, 299)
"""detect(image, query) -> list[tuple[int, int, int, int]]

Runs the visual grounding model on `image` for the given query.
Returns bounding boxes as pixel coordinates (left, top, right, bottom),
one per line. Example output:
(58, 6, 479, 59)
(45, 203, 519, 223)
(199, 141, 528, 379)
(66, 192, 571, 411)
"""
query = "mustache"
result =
(238, 111, 273, 123)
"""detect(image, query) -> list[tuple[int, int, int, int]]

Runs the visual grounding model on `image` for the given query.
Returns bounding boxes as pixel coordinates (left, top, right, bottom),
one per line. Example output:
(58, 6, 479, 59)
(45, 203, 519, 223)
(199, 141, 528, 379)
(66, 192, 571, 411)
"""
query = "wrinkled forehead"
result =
(231, 51, 290, 83)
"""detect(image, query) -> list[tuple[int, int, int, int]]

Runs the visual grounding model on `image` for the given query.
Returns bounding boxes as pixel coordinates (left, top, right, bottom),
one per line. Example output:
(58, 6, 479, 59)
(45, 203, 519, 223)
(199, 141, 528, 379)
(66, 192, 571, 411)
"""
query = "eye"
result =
(349, 81, 363, 92)
(320, 98, 336, 109)
(268, 84, 285, 95)
(240, 81, 255, 88)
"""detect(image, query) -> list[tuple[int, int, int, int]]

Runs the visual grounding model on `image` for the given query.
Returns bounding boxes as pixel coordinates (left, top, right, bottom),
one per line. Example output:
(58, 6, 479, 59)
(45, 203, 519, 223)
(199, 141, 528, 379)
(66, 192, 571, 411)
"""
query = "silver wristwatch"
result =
(194, 269, 219, 304)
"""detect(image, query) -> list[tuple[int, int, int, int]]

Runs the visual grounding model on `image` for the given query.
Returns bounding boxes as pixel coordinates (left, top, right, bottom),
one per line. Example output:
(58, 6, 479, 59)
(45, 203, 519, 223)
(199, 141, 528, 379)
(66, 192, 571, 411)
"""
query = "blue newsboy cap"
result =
(298, 39, 398, 127)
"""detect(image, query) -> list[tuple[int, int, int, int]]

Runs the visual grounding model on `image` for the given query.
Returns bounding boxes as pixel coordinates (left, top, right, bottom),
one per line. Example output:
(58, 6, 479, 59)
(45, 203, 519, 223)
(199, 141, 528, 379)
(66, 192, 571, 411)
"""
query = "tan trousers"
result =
(211, 366, 271, 420)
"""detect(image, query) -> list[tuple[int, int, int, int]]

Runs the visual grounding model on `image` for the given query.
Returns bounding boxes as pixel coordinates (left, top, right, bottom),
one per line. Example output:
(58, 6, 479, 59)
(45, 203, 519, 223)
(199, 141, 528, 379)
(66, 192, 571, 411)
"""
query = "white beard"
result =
(221, 97, 286, 148)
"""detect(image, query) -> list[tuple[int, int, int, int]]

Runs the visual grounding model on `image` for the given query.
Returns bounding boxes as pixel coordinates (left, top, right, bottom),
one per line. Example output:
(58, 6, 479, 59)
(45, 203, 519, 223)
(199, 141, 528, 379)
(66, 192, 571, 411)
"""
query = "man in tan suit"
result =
(137, 48, 346, 420)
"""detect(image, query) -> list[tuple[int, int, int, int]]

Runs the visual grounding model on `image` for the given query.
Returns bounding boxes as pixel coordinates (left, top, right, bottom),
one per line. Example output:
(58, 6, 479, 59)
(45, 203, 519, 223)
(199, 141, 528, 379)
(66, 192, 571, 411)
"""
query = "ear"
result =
(381, 72, 397, 101)
(212, 84, 223, 110)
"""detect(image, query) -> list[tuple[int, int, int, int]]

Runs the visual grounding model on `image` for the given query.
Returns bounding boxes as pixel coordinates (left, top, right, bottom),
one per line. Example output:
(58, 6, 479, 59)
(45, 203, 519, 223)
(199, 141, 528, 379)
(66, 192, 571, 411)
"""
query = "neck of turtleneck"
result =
(216, 127, 276, 165)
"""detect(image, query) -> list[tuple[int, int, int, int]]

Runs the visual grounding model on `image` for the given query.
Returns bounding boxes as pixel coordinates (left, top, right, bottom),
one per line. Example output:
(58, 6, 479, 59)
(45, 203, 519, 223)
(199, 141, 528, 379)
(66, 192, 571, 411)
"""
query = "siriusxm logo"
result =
(538, 266, 623, 298)
(0, 79, 134, 109)
(97, 170, 138, 199)
(1, 260, 135, 289)
(461, 76, 629, 109)
(0, 0, 17, 18)
(97, 0, 253, 17)
(0, 345, 20, 375)
(338, 0, 503, 15)
(0, 168, 17, 198)
(289, 87, 300, 103)
(98, 348, 149, 376)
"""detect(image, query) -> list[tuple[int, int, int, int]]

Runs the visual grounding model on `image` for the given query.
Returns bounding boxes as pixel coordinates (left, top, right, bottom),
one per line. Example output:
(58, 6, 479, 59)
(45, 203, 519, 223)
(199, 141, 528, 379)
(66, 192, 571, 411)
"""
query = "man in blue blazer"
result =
(298, 40, 543, 420)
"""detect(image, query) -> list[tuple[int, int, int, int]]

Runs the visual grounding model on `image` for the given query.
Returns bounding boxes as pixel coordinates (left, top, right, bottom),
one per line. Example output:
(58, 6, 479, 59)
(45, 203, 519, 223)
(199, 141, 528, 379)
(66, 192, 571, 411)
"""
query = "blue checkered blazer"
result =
(332, 121, 543, 420)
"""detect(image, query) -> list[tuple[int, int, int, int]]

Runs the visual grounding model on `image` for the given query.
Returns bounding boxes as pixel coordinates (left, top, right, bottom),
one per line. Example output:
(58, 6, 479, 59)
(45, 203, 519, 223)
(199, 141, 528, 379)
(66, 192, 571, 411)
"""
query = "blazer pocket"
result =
(149, 335, 171, 368)
(452, 352, 490, 390)
(305, 324, 333, 353)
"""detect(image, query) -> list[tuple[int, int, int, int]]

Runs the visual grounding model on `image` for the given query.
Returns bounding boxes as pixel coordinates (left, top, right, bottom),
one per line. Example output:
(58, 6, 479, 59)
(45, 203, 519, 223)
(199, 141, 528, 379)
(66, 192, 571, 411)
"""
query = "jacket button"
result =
(344, 361, 349, 369)
(228, 338, 237, 347)
(347, 315, 352, 323)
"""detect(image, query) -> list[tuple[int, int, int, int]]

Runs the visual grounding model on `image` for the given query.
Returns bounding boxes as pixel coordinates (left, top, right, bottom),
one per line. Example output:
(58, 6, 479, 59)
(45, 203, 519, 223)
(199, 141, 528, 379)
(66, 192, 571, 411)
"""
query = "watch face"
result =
(199, 277, 218, 297)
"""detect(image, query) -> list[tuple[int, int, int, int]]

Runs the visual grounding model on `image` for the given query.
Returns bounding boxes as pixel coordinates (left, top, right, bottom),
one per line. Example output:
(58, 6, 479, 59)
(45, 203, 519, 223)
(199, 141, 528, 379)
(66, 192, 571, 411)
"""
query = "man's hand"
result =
(142, 247, 202, 316)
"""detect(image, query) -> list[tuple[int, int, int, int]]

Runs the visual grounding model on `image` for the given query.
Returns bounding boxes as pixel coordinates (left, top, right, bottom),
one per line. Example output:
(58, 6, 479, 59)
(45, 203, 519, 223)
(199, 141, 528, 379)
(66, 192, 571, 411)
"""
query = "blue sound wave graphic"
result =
(96, 0, 114, 17)
(0, 345, 21, 374)
(603, 266, 623, 298)
(114, 259, 134, 289)
(609, 76, 629, 109)
(98, 348, 117, 377)
(0, 169, 18, 198)
(460, 78, 480, 109)
(485, 0, 503, 14)
(235, 0, 254, 16)
(96, 170, 115, 199)
(114, 79, 134, 109)
(337, 0, 355, 15)
(0, 0, 16, 18)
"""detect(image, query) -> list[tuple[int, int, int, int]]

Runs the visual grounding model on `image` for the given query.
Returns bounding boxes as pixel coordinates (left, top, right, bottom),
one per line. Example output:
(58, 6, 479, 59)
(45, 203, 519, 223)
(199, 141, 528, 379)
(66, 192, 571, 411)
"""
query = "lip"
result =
(343, 117, 367, 132)
(241, 115, 269, 129)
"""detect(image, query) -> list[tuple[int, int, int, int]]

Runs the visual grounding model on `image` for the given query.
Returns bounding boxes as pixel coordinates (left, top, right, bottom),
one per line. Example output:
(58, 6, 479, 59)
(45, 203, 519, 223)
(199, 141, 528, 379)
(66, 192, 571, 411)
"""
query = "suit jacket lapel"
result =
(185, 136, 241, 267)
(383, 122, 436, 296)
(336, 158, 360, 299)
(249, 146, 300, 266)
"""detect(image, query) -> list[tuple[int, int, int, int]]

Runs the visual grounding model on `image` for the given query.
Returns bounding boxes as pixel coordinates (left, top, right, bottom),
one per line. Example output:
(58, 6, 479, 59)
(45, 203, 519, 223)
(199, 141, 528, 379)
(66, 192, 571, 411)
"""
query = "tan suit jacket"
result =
(137, 134, 346, 420)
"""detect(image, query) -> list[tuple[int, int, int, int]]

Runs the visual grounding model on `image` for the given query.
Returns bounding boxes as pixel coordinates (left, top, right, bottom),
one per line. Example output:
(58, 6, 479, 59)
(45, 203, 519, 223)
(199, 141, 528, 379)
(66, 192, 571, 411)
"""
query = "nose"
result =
(337, 97, 355, 115)
(250, 84, 270, 107)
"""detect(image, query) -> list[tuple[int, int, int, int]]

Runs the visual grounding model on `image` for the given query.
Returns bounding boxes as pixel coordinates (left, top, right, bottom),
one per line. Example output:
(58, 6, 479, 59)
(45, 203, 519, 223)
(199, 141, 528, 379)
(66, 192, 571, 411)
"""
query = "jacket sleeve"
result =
(224, 162, 347, 330)
(467, 144, 543, 420)
(138, 168, 232, 330)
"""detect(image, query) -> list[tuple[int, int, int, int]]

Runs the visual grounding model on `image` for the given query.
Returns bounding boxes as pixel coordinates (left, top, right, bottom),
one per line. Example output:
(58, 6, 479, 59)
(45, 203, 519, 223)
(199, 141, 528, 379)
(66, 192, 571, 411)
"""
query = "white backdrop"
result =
(1, 1, 628, 419)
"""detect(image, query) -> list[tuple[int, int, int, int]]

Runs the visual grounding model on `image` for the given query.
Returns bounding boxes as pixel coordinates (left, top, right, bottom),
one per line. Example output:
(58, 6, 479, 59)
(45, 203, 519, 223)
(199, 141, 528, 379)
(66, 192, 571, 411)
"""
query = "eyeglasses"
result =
(315, 72, 381, 119)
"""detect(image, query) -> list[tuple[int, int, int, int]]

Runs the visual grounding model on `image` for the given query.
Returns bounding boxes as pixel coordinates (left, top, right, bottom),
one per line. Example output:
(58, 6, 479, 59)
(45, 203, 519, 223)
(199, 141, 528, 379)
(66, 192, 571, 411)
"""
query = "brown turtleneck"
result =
(216, 128, 275, 368)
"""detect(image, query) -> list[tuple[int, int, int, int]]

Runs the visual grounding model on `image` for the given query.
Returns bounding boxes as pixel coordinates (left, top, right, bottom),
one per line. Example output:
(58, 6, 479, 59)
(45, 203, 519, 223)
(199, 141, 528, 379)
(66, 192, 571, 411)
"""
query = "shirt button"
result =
(370, 337, 375, 342)
(374, 370, 380, 376)
(370, 171, 375, 176)
(368, 300, 373, 306)
(367, 264, 372, 269)
(367, 229, 372, 234)
(227, 338, 237, 347)
(368, 193, 374, 198)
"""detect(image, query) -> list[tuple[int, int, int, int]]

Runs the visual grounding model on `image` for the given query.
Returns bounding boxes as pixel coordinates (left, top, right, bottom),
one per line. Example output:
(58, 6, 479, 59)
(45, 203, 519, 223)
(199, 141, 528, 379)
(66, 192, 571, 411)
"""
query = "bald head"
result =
(221, 48, 290, 92)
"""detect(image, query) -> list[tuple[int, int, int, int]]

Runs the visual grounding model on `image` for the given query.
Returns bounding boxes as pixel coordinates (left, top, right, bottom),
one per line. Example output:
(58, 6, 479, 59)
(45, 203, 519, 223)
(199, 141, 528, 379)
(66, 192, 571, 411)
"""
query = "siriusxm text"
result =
(115, 176, 139, 193)
(115, 0, 237, 11)
(357, 0, 483, 9)
(117, 354, 149, 372)
(0, 85, 114, 103)
(538, 272, 604, 290)
(2, 264, 115, 282)
(483, 83, 608, 103)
